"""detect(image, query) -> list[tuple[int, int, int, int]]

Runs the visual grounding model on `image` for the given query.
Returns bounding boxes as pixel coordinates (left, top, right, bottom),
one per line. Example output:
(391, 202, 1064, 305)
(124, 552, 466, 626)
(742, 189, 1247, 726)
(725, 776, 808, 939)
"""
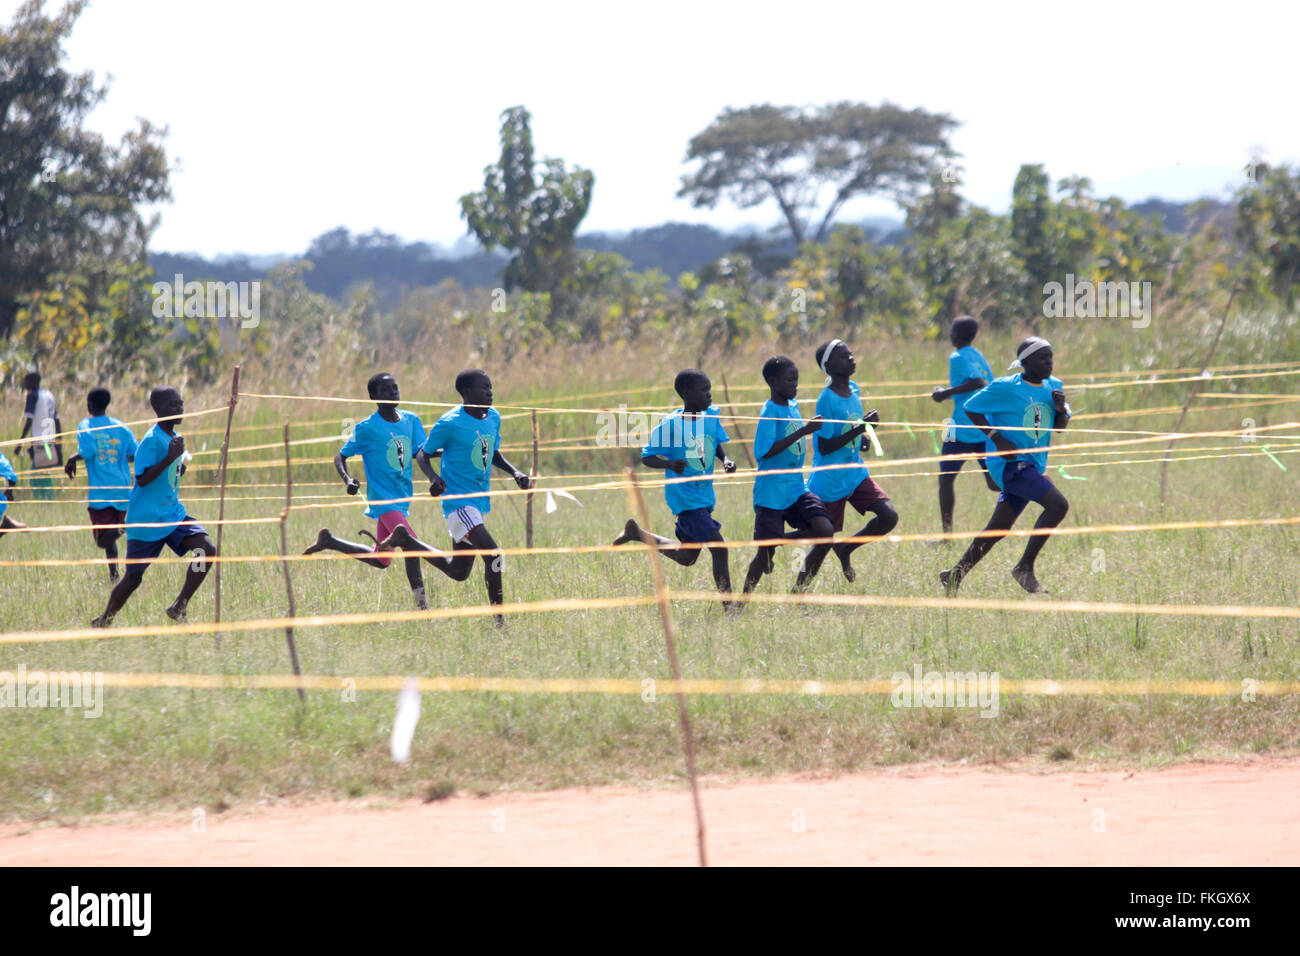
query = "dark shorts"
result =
(124, 519, 209, 577)
(675, 507, 723, 544)
(88, 506, 126, 542)
(753, 492, 831, 542)
(940, 440, 990, 475)
(822, 478, 891, 532)
(997, 462, 1057, 517)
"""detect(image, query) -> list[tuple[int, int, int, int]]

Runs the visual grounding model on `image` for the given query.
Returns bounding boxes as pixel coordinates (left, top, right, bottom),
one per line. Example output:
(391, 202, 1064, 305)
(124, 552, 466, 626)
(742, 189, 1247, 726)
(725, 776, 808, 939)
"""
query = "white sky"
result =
(12, 0, 1298, 257)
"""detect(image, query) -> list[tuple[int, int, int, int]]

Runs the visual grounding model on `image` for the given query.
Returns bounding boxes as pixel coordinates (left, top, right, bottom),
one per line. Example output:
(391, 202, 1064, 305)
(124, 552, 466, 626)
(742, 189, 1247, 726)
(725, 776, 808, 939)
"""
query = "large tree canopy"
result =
(0, 0, 171, 337)
(679, 101, 957, 246)
(459, 105, 593, 297)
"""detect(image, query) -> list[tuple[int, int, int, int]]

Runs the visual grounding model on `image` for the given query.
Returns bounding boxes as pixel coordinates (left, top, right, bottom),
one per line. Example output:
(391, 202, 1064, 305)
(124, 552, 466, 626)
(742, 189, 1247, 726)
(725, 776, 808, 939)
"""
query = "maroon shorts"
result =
(88, 507, 126, 541)
(822, 478, 890, 532)
(373, 511, 412, 568)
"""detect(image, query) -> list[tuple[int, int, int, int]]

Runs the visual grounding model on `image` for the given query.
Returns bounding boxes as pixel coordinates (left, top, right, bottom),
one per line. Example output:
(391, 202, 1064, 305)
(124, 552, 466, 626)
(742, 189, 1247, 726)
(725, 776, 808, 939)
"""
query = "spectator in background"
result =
(20, 371, 63, 500)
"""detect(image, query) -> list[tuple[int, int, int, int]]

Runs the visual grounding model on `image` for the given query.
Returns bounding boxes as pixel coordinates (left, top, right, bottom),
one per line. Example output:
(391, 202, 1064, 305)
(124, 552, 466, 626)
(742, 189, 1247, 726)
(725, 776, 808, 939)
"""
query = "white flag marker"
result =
(391, 677, 421, 763)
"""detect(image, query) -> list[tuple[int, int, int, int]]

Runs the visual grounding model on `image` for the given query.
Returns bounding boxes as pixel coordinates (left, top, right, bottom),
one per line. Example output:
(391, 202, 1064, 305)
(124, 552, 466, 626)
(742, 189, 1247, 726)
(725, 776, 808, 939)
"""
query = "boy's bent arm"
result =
(761, 417, 821, 460)
(817, 423, 866, 456)
(492, 450, 533, 489)
(966, 411, 1016, 453)
(415, 449, 440, 483)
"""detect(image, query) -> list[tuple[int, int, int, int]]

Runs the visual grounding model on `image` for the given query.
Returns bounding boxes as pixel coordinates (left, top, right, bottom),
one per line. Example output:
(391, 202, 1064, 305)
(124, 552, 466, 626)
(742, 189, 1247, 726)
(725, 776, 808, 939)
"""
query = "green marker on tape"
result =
(901, 420, 915, 438)
(861, 421, 884, 457)
(930, 430, 941, 454)
(1057, 464, 1087, 481)
(1261, 445, 1288, 471)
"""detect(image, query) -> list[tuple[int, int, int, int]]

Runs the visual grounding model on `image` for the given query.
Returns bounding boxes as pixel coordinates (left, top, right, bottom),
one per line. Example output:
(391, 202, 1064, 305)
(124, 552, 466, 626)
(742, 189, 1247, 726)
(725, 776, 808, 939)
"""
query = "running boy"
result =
(931, 315, 998, 533)
(797, 339, 898, 588)
(613, 369, 737, 600)
(303, 372, 437, 610)
(65, 388, 138, 581)
(742, 356, 834, 594)
(940, 337, 1071, 595)
(0, 448, 24, 541)
(378, 369, 532, 622)
(92, 386, 216, 626)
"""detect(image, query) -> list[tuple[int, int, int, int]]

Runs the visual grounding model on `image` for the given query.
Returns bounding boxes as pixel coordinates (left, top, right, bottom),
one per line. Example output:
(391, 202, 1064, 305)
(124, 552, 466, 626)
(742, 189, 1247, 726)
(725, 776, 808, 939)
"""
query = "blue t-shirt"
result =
(948, 345, 994, 443)
(422, 406, 502, 516)
(0, 450, 16, 520)
(963, 374, 1065, 488)
(752, 399, 810, 511)
(340, 410, 427, 519)
(126, 424, 188, 541)
(809, 383, 870, 503)
(641, 406, 731, 514)
(77, 415, 138, 508)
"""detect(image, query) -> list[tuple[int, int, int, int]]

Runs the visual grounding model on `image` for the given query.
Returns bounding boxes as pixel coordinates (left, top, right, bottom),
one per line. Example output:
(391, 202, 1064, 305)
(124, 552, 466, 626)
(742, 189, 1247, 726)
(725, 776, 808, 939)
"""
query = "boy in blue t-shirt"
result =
(378, 369, 532, 623)
(303, 372, 437, 610)
(92, 386, 216, 627)
(796, 339, 898, 589)
(0, 448, 23, 541)
(931, 316, 999, 533)
(64, 388, 138, 581)
(613, 369, 737, 601)
(741, 356, 834, 595)
(941, 337, 1071, 595)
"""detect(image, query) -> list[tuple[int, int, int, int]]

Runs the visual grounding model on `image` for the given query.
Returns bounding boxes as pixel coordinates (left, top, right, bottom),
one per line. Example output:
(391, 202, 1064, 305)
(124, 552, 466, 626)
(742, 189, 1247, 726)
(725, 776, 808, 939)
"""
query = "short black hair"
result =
(455, 368, 489, 397)
(951, 315, 979, 344)
(673, 369, 709, 399)
(149, 386, 180, 414)
(88, 388, 111, 413)
(23, 371, 40, 389)
(367, 372, 394, 398)
(762, 355, 796, 384)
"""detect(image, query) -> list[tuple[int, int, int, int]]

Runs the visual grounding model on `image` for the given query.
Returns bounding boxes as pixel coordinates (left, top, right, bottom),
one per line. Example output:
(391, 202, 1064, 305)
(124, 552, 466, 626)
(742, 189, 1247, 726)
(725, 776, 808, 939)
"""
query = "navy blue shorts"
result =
(753, 492, 831, 542)
(940, 439, 989, 475)
(997, 462, 1057, 517)
(124, 519, 209, 577)
(675, 507, 723, 544)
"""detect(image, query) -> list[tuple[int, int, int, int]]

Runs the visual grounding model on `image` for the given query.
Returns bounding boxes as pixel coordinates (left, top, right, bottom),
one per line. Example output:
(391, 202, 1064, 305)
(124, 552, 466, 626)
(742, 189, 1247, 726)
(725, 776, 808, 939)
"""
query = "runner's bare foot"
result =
(165, 601, 188, 624)
(940, 567, 963, 596)
(1011, 565, 1045, 594)
(613, 518, 641, 546)
(303, 528, 334, 554)
(833, 542, 856, 582)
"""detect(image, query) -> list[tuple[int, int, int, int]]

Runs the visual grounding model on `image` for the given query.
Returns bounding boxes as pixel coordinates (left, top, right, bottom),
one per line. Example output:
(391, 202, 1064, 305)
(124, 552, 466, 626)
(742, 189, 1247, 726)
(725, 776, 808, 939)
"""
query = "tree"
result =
(459, 106, 594, 299)
(0, 0, 171, 337)
(1235, 162, 1300, 307)
(678, 102, 957, 246)
(1010, 163, 1054, 298)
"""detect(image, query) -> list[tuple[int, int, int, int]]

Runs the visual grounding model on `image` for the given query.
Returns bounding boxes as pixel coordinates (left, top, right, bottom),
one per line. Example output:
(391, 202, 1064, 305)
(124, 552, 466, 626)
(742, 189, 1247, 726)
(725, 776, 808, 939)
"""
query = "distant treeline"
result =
(150, 200, 1228, 311)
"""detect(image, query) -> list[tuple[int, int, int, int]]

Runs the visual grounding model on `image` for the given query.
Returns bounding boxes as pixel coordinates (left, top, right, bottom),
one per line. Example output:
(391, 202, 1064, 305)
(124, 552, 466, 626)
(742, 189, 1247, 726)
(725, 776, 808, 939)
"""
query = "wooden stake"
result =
(623, 468, 707, 867)
(279, 422, 305, 704)
(213, 365, 240, 641)
(720, 372, 755, 469)
(525, 408, 539, 548)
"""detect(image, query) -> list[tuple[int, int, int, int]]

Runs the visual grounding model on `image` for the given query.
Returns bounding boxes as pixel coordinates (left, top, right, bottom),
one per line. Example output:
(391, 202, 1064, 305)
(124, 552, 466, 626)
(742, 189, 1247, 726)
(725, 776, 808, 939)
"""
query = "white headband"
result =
(1009, 338, 1051, 370)
(820, 339, 845, 375)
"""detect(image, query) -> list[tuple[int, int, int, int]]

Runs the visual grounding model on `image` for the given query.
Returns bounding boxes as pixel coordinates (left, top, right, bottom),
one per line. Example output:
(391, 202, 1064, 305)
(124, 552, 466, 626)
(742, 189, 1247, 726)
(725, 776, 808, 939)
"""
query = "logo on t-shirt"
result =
(684, 432, 714, 471)
(386, 435, 409, 473)
(166, 456, 181, 491)
(1022, 402, 1053, 443)
(784, 421, 804, 459)
(470, 433, 492, 474)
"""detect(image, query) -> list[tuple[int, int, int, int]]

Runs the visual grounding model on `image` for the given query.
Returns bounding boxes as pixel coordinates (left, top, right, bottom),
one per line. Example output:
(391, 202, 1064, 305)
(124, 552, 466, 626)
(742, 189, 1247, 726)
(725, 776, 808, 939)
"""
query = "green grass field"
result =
(2, 326, 1298, 821)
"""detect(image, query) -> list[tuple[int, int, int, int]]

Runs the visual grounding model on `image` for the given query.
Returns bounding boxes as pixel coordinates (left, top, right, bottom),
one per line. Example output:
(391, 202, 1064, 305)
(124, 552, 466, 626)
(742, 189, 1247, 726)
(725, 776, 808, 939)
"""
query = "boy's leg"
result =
(941, 499, 1021, 595)
(707, 541, 734, 602)
(1011, 487, 1069, 593)
(742, 506, 786, 594)
(404, 557, 428, 609)
(303, 528, 389, 569)
(938, 472, 958, 534)
(93, 536, 161, 626)
(166, 532, 216, 622)
(742, 546, 776, 594)
(834, 498, 899, 581)
(463, 524, 504, 613)
(793, 515, 836, 590)
(0, 514, 24, 538)
(382, 521, 473, 581)
(613, 518, 699, 567)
